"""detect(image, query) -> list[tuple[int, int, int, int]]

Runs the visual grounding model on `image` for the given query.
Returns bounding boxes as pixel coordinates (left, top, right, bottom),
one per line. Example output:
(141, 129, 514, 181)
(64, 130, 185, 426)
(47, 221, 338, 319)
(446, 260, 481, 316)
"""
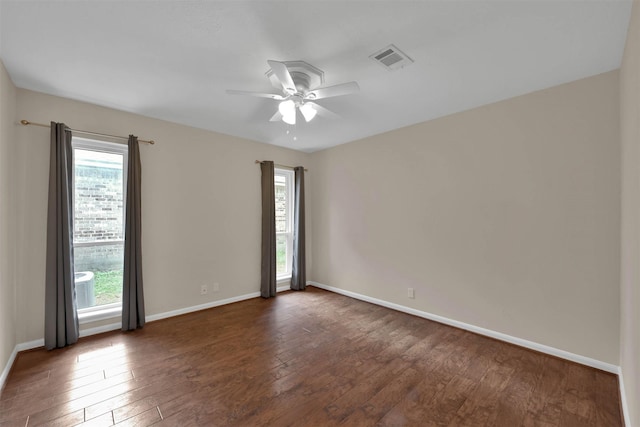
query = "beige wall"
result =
(0, 60, 17, 380)
(14, 89, 311, 343)
(310, 71, 621, 364)
(620, 1, 640, 425)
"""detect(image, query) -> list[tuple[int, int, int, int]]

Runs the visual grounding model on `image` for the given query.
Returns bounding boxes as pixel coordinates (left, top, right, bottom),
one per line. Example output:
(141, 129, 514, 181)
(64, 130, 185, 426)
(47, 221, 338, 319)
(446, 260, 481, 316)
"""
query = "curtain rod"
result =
(20, 120, 155, 145)
(255, 160, 307, 172)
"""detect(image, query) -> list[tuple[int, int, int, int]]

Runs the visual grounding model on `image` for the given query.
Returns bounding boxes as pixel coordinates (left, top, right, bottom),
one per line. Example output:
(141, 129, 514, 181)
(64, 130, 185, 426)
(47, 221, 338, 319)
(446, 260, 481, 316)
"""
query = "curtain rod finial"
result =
(20, 120, 30, 125)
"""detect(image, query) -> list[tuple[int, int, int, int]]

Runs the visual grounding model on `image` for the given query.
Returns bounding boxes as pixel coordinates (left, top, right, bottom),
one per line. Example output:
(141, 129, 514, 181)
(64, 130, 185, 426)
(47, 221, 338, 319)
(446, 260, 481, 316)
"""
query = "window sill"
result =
(277, 276, 291, 284)
(78, 305, 121, 324)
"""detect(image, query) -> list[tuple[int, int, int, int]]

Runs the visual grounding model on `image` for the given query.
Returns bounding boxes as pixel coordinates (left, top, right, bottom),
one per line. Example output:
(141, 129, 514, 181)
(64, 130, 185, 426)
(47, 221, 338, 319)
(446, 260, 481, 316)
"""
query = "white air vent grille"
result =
(370, 44, 414, 70)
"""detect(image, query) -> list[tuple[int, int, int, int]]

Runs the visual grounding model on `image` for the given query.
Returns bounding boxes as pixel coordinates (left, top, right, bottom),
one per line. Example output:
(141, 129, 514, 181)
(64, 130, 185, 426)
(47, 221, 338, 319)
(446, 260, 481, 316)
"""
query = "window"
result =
(72, 137, 127, 319)
(275, 168, 294, 278)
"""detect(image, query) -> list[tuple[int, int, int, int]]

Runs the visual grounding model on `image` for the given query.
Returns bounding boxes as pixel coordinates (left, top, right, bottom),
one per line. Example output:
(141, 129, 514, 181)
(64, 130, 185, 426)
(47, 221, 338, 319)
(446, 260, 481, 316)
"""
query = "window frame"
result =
(71, 136, 128, 321)
(275, 168, 295, 280)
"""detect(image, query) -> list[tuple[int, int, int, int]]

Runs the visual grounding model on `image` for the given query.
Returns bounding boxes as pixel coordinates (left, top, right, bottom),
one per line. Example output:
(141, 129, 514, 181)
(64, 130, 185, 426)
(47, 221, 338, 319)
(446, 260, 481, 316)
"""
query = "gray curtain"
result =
(260, 161, 276, 298)
(291, 167, 306, 291)
(45, 122, 79, 350)
(122, 135, 145, 330)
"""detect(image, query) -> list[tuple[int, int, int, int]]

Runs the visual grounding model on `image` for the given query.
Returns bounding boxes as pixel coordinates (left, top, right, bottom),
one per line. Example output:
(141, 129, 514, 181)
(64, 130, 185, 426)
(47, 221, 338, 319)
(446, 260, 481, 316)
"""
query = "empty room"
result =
(0, 1, 638, 426)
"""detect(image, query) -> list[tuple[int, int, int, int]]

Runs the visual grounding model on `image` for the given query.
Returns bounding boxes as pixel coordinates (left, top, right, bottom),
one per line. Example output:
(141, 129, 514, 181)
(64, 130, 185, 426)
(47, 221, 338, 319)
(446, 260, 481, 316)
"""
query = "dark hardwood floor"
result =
(0, 287, 623, 426)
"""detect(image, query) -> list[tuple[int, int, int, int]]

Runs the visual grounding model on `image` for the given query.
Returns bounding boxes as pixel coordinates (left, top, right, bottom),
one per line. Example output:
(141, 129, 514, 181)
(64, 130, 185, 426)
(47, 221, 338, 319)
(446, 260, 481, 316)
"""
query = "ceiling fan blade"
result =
(226, 89, 285, 100)
(307, 102, 340, 119)
(267, 60, 297, 94)
(269, 110, 283, 122)
(306, 81, 359, 100)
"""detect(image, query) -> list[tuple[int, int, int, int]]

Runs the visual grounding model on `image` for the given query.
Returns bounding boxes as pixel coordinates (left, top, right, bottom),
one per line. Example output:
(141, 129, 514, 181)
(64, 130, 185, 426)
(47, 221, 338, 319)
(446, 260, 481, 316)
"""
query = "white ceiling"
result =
(0, 1, 632, 152)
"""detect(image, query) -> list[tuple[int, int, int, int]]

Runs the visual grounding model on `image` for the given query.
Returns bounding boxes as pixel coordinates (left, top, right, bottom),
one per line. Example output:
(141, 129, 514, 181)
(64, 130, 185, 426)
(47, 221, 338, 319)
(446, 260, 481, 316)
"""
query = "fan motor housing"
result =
(266, 61, 325, 93)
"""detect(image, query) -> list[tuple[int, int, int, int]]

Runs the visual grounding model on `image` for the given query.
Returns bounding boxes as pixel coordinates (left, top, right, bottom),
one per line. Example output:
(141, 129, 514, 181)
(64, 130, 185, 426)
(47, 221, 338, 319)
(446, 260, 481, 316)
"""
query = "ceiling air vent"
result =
(370, 44, 414, 71)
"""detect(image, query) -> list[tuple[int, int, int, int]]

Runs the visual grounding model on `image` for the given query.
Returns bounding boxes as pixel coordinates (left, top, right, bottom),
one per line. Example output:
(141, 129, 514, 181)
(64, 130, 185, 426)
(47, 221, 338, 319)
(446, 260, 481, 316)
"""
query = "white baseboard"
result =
(16, 338, 44, 352)
(146, 285, 290, 323)
(1, 338, 45, 392)
(80, 323, 121, 337)
(1, 284, 294, 391)
(145, 291, 262, 323)
(618, 368, 631, 427)
(277, 284, 292, 293)
(307, 281, 619, 374)
(0, 345, 18, 392)
(6, 280, 625, 424)
(312, 275, 629, 426)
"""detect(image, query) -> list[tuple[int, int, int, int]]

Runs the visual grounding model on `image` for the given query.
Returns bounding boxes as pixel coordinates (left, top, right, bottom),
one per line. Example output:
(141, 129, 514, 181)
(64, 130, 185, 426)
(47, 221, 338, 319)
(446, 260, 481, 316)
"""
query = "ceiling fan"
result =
(226, 60, 359, 125)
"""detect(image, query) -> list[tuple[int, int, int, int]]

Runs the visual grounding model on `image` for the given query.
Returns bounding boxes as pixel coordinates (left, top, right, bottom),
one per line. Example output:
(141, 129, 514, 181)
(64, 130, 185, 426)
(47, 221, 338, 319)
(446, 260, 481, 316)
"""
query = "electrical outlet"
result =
(408, 288, 415, 299)
(200, 284, 208, 295)
(213, 282, 220, 292)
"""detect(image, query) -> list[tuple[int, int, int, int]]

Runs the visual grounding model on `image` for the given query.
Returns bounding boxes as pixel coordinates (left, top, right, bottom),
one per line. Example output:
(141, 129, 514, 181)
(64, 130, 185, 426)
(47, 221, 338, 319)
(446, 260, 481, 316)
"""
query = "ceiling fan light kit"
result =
(278, 99, 296, 125)
(299, 103, 317, 122)
(227, 60, 359, 126)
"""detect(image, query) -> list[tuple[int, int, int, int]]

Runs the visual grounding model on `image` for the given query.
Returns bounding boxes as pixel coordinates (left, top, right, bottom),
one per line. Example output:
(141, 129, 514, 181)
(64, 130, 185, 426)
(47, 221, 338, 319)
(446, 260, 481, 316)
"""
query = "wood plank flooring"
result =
(0, 287, 623, 426)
